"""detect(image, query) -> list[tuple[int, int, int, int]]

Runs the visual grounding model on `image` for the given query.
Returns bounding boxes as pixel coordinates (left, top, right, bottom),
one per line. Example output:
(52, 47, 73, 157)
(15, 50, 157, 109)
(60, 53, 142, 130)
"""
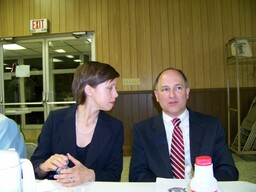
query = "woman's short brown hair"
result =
(72, 61, 120, 104)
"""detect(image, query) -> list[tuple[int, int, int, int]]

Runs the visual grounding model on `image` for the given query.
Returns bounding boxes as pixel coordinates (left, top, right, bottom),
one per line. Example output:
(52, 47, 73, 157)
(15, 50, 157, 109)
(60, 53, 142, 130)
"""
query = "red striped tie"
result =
(170, 118, 185, 179)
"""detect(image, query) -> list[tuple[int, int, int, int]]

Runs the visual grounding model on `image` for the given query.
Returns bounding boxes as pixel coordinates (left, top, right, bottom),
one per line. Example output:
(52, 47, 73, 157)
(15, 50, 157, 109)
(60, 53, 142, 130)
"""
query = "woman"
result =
(31, 61, 124, 187)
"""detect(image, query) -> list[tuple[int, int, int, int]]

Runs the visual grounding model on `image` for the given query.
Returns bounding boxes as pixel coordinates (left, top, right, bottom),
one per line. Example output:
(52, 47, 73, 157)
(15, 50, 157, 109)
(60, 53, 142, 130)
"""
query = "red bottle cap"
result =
(195, 156, 212, 166)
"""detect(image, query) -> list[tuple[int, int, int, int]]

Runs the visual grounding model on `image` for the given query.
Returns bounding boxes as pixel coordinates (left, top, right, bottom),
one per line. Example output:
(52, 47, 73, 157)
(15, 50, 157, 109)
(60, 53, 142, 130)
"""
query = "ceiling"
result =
(2, 35, 92, 71)
(3, 38, 91, 58)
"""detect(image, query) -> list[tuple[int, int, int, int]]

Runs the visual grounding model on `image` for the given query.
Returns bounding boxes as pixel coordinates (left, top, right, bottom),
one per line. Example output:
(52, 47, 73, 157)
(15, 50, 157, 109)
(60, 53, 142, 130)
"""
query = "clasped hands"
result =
(39, 153, 95, 187)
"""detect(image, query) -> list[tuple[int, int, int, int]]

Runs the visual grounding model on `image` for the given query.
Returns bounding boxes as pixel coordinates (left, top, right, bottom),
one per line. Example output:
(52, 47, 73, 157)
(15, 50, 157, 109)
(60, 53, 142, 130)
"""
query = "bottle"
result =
(190, 156, 219, 192)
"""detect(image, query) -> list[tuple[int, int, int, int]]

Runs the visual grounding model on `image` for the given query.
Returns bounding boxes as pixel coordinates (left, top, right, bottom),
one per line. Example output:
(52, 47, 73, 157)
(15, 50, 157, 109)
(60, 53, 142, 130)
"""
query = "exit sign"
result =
(30, 19, 48, 33)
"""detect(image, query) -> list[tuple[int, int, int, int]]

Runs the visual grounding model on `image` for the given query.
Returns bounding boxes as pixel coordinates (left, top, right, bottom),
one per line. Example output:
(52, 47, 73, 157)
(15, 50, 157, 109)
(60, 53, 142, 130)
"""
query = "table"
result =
(36, 179, 256, 192)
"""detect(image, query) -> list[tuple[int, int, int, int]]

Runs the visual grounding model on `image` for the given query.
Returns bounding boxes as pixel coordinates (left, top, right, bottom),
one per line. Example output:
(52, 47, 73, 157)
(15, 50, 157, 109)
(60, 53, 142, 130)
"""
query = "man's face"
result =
(154, 70, 190, 118)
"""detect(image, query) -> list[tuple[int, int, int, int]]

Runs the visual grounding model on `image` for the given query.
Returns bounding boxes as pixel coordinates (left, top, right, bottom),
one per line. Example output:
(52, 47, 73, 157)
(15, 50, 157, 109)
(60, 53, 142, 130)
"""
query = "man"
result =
(0, 113, 27, 158)
(129, 68, 238, 182)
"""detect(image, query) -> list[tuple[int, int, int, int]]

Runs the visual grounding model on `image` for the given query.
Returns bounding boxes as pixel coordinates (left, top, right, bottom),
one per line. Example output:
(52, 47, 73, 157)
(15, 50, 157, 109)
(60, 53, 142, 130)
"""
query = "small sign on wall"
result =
(30, 19, 48, 33)
(16, 65, 30, 77)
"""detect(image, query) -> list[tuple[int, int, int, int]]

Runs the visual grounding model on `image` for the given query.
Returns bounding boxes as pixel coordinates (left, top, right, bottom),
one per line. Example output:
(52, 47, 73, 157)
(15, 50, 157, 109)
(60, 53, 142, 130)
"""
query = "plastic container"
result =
(190, 156, 219, 192)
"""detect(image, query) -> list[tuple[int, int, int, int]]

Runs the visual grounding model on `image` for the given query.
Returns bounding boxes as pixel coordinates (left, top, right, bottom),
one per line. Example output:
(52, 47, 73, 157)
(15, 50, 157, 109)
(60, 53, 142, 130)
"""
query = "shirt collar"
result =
(162, 109, 189, 124)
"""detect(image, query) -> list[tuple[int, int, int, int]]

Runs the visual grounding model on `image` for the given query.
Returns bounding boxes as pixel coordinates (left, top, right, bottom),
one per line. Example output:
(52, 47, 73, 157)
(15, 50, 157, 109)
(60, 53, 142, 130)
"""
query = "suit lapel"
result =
(61, 105, 78, 157)
(189, 110, 204, 165)
(152, 115, 173, 175)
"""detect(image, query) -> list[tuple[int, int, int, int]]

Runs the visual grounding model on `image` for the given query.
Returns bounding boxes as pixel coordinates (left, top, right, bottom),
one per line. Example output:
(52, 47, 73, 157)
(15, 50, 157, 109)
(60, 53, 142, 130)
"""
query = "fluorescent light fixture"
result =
(3, 44, 26, 50)
(66, 55, 74, 58)
(74, 59, 81, 62)
(53, 58, 63, 62)
(54, 49, 66, 53)
(5, 67, 12, 70)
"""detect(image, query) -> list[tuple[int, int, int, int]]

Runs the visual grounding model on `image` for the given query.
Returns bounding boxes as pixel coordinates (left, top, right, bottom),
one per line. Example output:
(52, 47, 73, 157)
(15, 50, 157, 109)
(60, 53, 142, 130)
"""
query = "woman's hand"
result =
(54, 153, 95, 187)
(39, 154, 69, 173)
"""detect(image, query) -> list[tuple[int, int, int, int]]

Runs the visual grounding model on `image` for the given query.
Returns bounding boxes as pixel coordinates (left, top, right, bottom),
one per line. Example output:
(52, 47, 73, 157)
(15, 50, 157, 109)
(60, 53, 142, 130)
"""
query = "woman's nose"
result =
(113, 89, 118, 98)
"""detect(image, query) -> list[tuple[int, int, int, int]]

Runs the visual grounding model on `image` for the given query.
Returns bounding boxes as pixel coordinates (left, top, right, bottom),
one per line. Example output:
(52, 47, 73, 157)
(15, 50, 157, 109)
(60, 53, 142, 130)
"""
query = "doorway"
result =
(0, 32, 95, 141)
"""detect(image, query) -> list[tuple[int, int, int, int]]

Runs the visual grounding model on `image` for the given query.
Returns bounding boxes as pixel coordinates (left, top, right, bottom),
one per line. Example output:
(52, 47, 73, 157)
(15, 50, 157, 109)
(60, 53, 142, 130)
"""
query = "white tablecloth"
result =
(35, 179, 256, 192)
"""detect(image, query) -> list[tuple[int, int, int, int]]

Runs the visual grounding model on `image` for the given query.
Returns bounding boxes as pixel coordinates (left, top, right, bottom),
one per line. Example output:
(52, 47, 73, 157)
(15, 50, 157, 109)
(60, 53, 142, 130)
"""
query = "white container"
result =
(190, 156, 219, 192)
(0, 149, 36, 192)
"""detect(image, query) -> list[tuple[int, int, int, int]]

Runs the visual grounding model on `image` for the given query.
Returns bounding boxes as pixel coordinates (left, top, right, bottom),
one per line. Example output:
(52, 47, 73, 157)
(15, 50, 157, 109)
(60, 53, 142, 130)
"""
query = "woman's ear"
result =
(84, 84, 93, 96)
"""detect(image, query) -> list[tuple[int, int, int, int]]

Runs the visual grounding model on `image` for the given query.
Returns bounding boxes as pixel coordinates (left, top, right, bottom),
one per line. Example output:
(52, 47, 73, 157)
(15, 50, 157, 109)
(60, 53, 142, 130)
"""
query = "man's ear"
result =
(154, 90, 159, 102)
(186, 87, 190, 99)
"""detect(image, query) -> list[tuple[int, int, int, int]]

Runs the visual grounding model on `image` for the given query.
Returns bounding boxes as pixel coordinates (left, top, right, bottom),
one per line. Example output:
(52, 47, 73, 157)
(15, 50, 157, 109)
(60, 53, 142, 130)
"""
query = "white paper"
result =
(156, 178, 190, 192)
(16, 65, 30, 77)
(231, 39, 252, 57)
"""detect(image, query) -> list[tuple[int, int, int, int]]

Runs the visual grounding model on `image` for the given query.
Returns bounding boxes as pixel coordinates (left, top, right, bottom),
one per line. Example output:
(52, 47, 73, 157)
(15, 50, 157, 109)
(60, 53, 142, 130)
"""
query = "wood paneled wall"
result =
(0, 0, 255, 90)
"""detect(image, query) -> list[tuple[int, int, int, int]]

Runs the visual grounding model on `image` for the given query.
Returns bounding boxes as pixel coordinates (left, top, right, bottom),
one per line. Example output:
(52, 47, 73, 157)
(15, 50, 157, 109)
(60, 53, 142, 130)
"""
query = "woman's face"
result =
(88, 78, 119, 111)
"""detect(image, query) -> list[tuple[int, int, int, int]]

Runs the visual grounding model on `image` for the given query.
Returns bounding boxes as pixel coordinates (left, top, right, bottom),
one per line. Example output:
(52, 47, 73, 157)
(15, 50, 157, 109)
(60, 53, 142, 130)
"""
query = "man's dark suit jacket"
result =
(129, 109, 239, 182)
(31, 104, 124, 181)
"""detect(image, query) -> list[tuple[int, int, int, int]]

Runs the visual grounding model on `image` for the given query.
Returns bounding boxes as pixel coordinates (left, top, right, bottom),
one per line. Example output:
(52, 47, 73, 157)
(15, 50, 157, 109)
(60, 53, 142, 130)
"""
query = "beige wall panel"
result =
(65, 0, 79, 32)
(23, 0, 30, 34)
(167, 0, 176, 73)
(221, 0, 234, 43)
(89, 0, 97, 30)
(191, 0, 204, 88)
(221, 0, 233, 88)
(59, 0, 66, 32)
(100, 0, 110, 63)
(172, 0, 182, 70)
(200, 0, 211, 88)
(244, 0, 254, 87)
(128, 0, 139, 90)
(239, 0, 246, 35)
(108, 0, 122, 91)
(252, 1, 256, 86)
(29, 0, 35, 16)
(2, 0, 14, 37)
(13, 0, 23, 36)
(79, 0, 90, 30)
(253, 1, 256, 38)
(0, 1, 3, 35)
(8, 0, 14, 36)
(149, 0, 163, 87)
(128, 0, 139, 91)
(237, 0, 247, 87)
(34, 0, 41, 19)
(51, 0, 60, 33)
(95, 0, 102, 61)
(231, 0, 241, 35)
(180, 0, 195, 88)
(207, 0, 225, 88)
(160, 0, 171, 71)
(136, 0, 152, 90)
(41, 0, 51, 23)
(221, 0, 237, 89)
(120, 0, 131, 91)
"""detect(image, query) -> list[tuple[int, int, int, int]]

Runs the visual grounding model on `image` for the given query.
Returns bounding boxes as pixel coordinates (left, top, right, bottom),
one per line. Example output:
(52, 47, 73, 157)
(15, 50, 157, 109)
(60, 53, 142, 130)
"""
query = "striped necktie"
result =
(170, 118, 185, 179)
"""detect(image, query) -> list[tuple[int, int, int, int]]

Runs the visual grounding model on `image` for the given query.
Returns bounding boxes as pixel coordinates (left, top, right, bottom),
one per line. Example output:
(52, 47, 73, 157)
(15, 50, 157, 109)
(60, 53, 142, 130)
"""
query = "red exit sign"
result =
(30, 19, 48, 33)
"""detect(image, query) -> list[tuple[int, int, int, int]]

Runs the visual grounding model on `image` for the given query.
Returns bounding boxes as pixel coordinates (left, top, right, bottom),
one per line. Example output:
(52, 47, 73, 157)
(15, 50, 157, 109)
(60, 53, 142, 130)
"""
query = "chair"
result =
(25, 142, 37, 160)
(232, 96, 256, 151)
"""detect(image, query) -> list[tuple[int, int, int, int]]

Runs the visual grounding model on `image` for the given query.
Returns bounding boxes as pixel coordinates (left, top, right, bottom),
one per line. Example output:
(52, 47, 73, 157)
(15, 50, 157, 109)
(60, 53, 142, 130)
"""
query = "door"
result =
(0, 33, 95, 140)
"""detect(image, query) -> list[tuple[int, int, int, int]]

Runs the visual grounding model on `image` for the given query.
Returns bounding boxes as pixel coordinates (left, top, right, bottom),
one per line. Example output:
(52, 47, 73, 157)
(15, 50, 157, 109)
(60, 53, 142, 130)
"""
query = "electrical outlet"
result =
(122, 78, 140, 85)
